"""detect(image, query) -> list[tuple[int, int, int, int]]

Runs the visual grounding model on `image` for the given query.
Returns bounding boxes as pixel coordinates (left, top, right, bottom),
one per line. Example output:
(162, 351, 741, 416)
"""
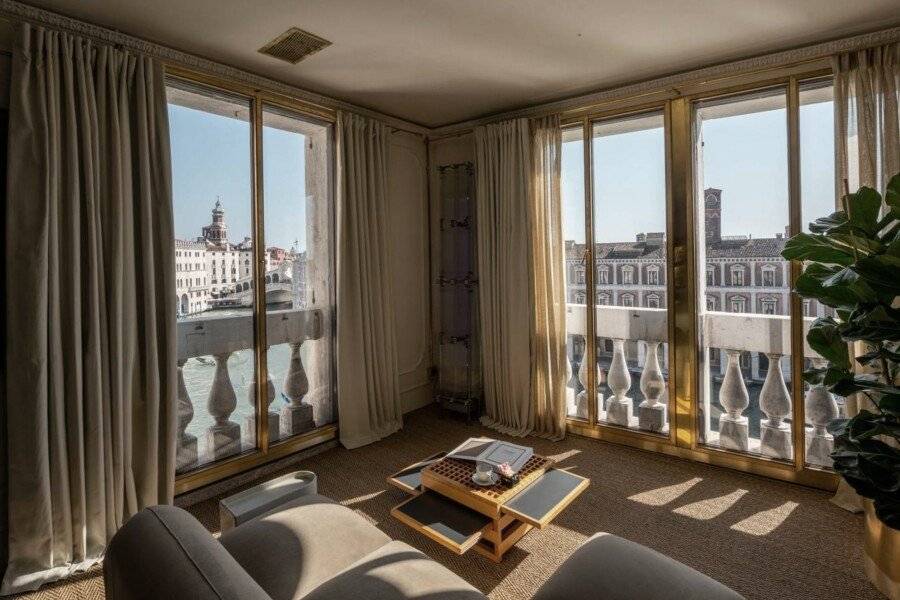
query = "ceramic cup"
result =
(474, 461, 493, 483)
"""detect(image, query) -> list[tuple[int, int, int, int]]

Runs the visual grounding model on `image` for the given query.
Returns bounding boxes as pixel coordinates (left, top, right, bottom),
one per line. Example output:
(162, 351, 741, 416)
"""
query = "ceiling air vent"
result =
(258, 27, 331, 64)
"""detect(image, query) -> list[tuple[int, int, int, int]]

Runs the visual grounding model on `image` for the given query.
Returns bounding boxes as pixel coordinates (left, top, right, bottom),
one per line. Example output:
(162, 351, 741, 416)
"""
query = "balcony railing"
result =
(176, 308, 324, 473)
(565, 304, 838, 467)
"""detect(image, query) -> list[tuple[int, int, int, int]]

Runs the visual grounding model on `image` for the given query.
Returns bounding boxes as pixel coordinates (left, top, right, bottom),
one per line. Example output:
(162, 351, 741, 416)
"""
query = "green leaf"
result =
(845, 186, 883, 234)
(856, 346, 900, 367)
(879, 395, 900, 417)
(853, 256, 900, 296)
(806, 317, 850, 368)
(886, 173, 900, 208)
(781, 233, 854, 266)
(795, 264, 861, 308)
(840, 305, 900, 342)
(809, 211, 848, 234)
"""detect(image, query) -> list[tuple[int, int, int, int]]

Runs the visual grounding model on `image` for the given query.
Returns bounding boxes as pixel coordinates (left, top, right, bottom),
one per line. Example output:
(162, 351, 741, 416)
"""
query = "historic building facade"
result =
(175, 199, 269, 316)
(565, 188, 825, 319)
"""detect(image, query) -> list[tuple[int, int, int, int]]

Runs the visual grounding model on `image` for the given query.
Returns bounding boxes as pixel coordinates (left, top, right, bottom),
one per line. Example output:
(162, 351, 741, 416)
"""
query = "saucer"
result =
(471, 472, 499, 486)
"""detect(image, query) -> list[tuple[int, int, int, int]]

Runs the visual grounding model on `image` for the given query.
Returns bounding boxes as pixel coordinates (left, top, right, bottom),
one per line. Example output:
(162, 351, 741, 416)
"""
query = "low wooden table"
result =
(388, 449, 589, 562)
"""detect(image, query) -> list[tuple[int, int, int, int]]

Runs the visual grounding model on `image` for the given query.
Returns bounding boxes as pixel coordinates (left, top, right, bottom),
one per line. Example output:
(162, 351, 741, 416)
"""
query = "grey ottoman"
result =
(219, 470, 317, 532)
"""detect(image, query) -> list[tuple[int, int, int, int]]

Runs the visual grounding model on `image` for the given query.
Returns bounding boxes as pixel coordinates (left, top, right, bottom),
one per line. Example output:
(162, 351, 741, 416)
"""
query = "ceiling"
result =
(23, 0, 900, 128)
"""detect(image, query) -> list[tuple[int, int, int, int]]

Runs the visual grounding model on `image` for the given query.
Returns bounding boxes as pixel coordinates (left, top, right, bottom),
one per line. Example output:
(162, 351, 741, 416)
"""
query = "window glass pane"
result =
(562, 126, 589, 420)
(695, 88, 794, 460)
(168, 81, 256, 472)
(262, 106, 335, 442)
(799, 79, 842, 468)
(592, 112, 669, 434)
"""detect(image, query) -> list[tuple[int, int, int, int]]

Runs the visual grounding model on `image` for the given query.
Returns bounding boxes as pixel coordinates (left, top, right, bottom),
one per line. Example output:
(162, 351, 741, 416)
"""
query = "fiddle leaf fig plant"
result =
(781, 173, 900, 530)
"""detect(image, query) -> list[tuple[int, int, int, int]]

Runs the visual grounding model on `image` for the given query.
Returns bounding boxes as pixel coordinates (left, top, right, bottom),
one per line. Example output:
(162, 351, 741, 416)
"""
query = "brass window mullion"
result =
(787, 78, 806, 470)
(582, 117, 598, 425)
(668, 97, 698, 449)
(251, 97, 270, 453)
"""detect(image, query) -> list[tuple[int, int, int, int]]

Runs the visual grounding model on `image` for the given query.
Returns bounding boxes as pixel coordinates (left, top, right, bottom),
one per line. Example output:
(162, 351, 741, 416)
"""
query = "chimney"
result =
(704, 188, 722, 244)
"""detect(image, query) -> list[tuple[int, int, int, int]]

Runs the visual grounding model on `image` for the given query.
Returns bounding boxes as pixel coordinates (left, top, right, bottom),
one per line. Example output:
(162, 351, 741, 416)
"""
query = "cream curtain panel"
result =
(335, 112, 402, 449)
(830, 42, 899, 513)
(474, 116, 567, 439)
(529, 116, 568, 440)
(3, 24, 177, 594)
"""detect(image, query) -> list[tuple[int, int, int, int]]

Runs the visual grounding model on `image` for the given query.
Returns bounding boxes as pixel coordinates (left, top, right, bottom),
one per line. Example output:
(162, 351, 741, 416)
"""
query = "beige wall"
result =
(388, 131, 433, 413)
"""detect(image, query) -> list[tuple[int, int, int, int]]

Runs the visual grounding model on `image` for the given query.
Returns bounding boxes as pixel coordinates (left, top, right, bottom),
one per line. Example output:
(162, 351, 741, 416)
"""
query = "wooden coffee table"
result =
(388, 449, 589, 562)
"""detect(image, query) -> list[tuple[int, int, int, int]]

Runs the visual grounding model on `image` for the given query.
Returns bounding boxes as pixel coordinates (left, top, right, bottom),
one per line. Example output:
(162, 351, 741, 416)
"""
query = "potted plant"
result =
(782, 174, 899, 598)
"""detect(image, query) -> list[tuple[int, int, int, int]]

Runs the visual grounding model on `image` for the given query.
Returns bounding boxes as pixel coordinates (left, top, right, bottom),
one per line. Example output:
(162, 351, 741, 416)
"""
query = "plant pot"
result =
(864, 500, 900, 599)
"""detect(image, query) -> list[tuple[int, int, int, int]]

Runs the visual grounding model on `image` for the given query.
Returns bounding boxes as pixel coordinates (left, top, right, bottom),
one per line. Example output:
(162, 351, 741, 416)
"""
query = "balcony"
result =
(175, 308, 328, 473)
(565, 304, 839, 467)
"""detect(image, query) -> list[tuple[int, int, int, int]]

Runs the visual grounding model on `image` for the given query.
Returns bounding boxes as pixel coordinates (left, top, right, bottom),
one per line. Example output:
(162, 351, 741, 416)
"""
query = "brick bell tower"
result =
(704, 188, 722, 244)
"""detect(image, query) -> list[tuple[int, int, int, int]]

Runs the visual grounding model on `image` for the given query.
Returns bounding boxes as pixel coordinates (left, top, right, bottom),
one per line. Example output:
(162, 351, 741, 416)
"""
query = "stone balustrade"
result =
(175, 308, 323, 473)
(565, 304, 838, 466)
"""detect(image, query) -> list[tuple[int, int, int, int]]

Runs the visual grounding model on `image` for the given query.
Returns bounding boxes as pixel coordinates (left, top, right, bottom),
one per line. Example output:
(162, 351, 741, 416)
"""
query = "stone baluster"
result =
(565, 354, 576, 416)
(606, 339, 633, 426)
(206, 352, 241, 460)
(575, 348, 589, 420)
(759, 353, 793, 459)
(638, 341, 667, 432)
(243, 367, 279, 449)
(176, 359, 198, 472)
(805, 359, 838, 467)
(596, 363, 606, 420)
(281, 341, 315, 437)
(718, 349, 749, 451)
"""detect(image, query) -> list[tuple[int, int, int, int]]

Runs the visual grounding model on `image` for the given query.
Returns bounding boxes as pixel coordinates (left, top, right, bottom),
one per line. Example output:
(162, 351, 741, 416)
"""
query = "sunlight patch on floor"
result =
(730, 501, 799, 536)
(340, 490, 385, 506)
(672, 489, 748, 520)
(545, 448, 582, 462)
(627, 477, 704, 507)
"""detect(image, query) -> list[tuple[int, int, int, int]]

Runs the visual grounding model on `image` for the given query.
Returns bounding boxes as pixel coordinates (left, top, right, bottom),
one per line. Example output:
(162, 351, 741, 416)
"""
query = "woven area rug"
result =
(11, 404, 879, 599)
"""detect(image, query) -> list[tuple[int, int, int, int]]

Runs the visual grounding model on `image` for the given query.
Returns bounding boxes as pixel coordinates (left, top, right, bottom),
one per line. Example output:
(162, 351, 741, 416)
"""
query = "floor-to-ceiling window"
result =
(168, 75, 336, 492)
(561, 70, 839, 489)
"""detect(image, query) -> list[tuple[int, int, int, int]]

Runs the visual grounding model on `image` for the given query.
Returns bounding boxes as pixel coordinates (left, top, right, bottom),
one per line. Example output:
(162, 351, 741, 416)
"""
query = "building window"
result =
(598, 293, 610, 305)
(730, 295, 747, 313)
(646, 294, 660, 308)
(598, 265, 609, 284)
(574, 266, 585, 285)
(706, 265, 715, 287)
(621, 293, 635, 307)
(706, 296, 717, 311)
(730, 265, 745, 286)
(622, 265, 634, 285)
(761, 265, 776, 287)
(647, 266, 660, 285)
(761, 298, 777, 315)
(574, 291, 586, 303)
(803, 299, 812, 317)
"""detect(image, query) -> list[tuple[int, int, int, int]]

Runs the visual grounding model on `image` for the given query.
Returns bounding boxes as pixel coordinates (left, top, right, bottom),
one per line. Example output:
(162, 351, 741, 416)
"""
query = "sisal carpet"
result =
(12, 404, 878, 600)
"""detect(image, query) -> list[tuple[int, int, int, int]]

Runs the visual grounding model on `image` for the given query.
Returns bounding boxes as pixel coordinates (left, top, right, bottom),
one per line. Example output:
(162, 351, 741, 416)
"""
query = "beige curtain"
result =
(476, 119, 534, 436)
(475, 116, 567, 438)
(830, 43, 899, 513)
(530, 116, 567, 440)
(335, 112, 402, 449)
(2, 24, 177, 594)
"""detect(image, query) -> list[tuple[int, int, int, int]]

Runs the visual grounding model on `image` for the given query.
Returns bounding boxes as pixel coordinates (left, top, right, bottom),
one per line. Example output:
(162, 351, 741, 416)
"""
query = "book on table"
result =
(446, 437, 533, 475)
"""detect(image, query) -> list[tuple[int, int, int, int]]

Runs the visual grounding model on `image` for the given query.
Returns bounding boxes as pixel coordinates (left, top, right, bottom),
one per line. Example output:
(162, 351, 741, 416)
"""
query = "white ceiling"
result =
(23, 0, 900, 127)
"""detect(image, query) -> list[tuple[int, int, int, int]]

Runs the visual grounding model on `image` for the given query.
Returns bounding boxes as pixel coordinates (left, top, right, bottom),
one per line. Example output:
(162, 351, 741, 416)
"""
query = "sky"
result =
(169, 104, 309, 251)
(562, 96, 835, 243)
(170, 91, 836, 252)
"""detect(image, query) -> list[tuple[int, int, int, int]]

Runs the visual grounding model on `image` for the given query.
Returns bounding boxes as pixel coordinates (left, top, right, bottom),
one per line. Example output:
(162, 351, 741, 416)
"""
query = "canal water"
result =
(179, 308, 332, 442)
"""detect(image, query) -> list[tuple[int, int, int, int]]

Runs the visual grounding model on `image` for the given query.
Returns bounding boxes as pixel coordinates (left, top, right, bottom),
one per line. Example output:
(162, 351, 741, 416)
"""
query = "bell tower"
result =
(202, 197, 229, 245)
(704, 188, 722, 244)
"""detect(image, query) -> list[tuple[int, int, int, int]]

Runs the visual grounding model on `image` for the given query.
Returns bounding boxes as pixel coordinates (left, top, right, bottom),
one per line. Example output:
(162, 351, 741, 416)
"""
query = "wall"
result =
(387, 131, 433, 413)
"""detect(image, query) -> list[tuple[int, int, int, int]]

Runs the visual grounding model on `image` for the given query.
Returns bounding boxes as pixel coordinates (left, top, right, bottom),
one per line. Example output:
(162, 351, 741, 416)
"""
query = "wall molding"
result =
(0, 0, 429, 135)
(429, 25, 900, 136)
